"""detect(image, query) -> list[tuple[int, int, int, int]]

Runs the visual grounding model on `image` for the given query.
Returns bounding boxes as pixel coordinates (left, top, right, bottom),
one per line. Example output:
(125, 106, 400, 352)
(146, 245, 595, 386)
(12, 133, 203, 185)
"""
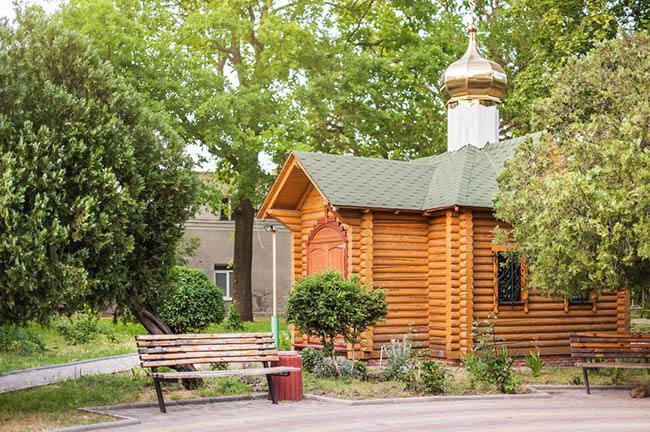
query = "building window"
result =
(496, 252, 522, 305)
(214, 265, 233, 300)
(568, 292, 592, 305)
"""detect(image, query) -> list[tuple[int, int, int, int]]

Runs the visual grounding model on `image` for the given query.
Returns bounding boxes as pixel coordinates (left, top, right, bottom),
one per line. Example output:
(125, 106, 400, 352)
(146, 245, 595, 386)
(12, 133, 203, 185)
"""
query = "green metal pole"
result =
(271, 314, 279, 349)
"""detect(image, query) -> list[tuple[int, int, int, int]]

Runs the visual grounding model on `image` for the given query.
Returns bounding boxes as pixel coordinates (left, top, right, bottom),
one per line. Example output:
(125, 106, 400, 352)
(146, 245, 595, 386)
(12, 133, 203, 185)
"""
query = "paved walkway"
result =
(0, 353, 139, 393)
(107, 389, 650, 432)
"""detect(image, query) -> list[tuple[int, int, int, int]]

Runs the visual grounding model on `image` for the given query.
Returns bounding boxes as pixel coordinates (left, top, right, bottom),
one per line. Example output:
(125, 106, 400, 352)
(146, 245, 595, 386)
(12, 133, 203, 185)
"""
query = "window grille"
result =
(497, 252, 522, 305)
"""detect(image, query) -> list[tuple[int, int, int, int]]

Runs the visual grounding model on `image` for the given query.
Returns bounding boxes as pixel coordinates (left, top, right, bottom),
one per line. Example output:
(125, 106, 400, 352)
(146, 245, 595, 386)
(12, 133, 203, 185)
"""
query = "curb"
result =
(0, 353, 138, 377)
(45, 393, 268, 432)
(303, 388, 550, 406)
(530, 384, 635, 390)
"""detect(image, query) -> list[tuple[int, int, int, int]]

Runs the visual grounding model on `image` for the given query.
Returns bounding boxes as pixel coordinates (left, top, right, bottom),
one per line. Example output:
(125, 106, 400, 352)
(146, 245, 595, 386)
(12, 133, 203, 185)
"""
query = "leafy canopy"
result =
(0, 8, 199, 326)
(494, 31, 650, 299)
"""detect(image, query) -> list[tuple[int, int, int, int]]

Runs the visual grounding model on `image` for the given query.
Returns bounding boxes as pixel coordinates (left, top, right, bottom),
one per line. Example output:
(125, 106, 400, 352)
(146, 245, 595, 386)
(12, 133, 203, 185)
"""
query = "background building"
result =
(183, 205, 291, 316)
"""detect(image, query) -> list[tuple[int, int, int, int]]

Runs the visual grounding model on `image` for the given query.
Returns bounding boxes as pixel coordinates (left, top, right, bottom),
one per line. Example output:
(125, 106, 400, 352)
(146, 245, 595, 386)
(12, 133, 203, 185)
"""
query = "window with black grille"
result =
(497, 252, 522, 305)
(568, 292, 591, 305)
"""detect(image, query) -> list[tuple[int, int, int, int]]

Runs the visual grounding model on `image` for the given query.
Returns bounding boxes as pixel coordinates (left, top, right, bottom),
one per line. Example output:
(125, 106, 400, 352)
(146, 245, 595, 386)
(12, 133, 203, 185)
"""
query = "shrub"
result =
(55, 308, 116, 345)
(411, 359, 450, 394)
(525, 350, 545, 377)
(225, 301, 244, 332)
(286, 270, 387, 376)
(381, 336, 414, 381)
(0, 324, 46, 354)
(312, 356, 368, 380)
(462, 320, 520, 394)
(301, 347, 323, 373)
(158, 266, 225, 333)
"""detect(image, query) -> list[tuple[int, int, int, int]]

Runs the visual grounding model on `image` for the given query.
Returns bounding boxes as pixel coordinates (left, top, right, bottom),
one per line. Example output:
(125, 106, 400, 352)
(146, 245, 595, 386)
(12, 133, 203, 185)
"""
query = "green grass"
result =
(0, 320, 144, 373)
(1, 316, 288, 373)
(204, 316, 288, 335)
(0, 369, 263, 431)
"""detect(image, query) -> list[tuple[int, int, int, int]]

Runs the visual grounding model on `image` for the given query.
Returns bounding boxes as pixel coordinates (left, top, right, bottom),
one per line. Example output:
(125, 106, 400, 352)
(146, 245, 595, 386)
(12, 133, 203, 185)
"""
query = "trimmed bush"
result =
(158, 266, 225, 333)
(286, 270, 387, 376)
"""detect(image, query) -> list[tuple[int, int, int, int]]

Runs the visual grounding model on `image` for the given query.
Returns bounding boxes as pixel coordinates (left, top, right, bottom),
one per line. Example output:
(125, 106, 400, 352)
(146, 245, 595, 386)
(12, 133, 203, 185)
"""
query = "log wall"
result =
(370, 212, 429, 353)
(471, 209, 621, 356)
(275, 188, 627, 359)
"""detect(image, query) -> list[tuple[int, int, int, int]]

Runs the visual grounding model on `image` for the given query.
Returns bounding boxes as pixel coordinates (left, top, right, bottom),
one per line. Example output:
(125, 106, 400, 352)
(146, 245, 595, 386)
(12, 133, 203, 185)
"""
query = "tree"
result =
(0, 8, 199, 333)
(476, 0, 649, 137)
(285, 270, 387, 376)
(295, 0, 465, 160)
(493, 31, 650, 300)
(60, 0, 324, 321)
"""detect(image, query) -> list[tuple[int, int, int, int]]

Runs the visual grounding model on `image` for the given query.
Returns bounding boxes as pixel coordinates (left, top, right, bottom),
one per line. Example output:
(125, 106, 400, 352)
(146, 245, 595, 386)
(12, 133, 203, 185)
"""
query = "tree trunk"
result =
(233, 197, 255, 321)
(132, 308, 202, 389)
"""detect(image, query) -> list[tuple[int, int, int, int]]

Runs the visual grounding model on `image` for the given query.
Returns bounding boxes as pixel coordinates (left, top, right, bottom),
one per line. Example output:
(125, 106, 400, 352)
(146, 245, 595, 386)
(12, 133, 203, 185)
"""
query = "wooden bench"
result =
(135, 332, 301, 412)
(569, 332, 650, 394)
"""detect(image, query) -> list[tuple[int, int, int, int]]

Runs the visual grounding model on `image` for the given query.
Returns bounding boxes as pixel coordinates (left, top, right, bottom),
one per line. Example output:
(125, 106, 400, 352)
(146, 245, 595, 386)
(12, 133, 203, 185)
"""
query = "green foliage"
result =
(55, 308, 117, 345)
(409, 359, 450, 395)
(210, 362, 229, 371)
(570, 375, 584, 386)
(381, 336, 415, 382)
(0, 325, 45, 355)
(286, 270, 387, 363)
(525, 351, 545, 377)
(494, 31, 650, 299)
(297, 1, 463, 160)
(463, 320, 520, 394)
(0, 9, 199, 327)
(158, 266, 226, 334)
(224, 301, 245, 332)
(380, 337, 450, 393)
(311, 356, 368, 380)
(300, 347, 324, 374)
(278, 330, 291, 351)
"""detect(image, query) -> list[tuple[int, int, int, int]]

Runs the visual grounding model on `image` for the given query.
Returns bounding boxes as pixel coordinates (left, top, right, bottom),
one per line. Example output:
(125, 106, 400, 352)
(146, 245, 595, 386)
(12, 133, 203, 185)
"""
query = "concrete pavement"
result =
(104, 389, 650, 432)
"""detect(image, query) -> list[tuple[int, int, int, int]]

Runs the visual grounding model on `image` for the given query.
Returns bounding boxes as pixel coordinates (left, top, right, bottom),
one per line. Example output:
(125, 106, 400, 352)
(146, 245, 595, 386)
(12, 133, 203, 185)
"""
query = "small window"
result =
(497, 252, 522, 305)
(568, 292, 591, 305)
(214, 265, 233, 300)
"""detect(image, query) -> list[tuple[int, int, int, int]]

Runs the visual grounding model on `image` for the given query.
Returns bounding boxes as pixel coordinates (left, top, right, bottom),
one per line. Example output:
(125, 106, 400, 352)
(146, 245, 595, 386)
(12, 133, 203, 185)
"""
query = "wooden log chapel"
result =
(257, 21, 630, 361)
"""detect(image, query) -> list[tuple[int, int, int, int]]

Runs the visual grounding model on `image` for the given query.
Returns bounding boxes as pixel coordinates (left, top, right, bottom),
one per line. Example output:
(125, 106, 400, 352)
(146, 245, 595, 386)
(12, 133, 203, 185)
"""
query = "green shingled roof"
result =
(293, 133, 540, 211)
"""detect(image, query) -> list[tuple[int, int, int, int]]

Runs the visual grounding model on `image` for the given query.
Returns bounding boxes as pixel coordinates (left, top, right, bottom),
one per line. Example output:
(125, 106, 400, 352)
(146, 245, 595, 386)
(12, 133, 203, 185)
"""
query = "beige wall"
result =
(183, 209, 291, 316)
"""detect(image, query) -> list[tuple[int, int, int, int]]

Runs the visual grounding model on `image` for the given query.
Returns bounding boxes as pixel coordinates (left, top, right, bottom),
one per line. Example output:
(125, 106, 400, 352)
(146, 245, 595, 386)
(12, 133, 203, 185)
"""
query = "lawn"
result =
(0, 317, 288, 374)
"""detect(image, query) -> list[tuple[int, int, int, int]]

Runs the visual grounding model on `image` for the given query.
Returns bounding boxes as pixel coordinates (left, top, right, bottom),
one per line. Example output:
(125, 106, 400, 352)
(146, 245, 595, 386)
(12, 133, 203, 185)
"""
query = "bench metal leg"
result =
(263, 362, 278, 404)
(582, 367, 590, 395)
(154, 378, 167, 413)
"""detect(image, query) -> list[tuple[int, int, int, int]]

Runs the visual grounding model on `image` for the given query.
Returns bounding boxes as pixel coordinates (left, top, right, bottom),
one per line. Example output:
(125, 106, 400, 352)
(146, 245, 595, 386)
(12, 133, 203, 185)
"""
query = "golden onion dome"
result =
(442, 23, 507, 105)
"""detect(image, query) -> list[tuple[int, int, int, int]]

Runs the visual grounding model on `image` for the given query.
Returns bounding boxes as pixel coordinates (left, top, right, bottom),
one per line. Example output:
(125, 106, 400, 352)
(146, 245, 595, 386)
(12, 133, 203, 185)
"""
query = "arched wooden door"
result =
(307, 218, 347, 276)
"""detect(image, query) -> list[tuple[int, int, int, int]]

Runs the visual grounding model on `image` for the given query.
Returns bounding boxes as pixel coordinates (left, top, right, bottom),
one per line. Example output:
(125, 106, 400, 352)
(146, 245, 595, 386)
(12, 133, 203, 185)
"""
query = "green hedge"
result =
(158, 266, 226, 333)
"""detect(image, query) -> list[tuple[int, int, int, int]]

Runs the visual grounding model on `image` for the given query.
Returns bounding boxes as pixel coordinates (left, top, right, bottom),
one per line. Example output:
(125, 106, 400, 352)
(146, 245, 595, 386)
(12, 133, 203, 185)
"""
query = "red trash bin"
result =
(268, 351, 303, 401)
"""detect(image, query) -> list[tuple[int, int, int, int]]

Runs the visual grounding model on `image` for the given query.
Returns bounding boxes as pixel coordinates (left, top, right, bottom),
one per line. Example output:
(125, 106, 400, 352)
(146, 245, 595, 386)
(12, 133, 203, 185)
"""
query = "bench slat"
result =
(142, 355, 280, 368)
(149, 366, 300, 379)
(141, 349, 278, 361)
(571, 332, 650, 340)
(136, 332, 272, 341)
(136, 338, 274, 348)
(576, 362, 650, 369)
(138, 344, 277, 354)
